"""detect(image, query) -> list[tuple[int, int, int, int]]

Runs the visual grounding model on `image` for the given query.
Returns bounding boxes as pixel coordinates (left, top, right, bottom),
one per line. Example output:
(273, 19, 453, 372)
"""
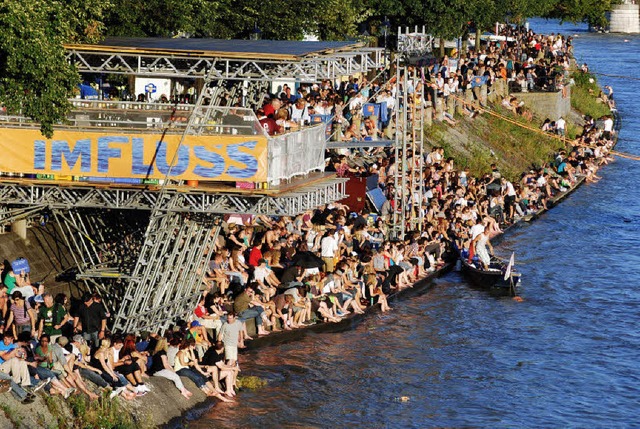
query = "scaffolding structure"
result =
(0, 38, 382, 333)
(397, 26, 435, 57)
(390, 27, 433, 239)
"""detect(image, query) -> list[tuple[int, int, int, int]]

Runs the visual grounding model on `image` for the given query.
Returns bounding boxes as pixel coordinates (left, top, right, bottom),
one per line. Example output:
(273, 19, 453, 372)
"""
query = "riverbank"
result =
(0, 32, 617, 429)
(187, 21, 640, 429)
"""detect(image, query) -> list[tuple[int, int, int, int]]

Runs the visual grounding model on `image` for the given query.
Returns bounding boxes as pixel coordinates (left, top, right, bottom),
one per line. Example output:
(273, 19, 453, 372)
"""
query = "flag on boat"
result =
(504, 252, 515, 281)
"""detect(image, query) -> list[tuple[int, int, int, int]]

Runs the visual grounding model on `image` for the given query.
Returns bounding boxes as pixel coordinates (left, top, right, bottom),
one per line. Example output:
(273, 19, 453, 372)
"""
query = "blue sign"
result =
(145, 83, 157, 94)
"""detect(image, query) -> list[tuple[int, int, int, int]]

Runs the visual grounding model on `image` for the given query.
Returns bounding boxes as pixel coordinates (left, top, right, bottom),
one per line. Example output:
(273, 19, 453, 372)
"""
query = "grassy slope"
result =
(425, 72, 611, 181)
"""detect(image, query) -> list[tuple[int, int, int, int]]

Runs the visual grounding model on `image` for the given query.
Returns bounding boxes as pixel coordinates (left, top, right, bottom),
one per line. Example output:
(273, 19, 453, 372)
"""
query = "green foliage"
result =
(570, 72, 612, 119)
(426, 100, 565, 181)
(104, 0, 369, 40)
(44, 392, 143, 429)
(0, 0, 111, 137)
(0, 403, 22, 426)
(545, 0, 614, 28)
(314, 0, 372, 40)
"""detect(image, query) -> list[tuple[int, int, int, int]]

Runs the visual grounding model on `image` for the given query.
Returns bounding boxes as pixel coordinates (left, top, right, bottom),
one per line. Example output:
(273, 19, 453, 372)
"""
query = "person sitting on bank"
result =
(199, 341, 238, 399)
(0, 332, 32, 391)
(233, 285, 269, 337)
(147, 337, 193, 399)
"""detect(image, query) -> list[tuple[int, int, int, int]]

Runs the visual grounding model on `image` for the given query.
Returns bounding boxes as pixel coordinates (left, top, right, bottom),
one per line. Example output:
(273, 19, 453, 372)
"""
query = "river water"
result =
(191, 20, 640, 428)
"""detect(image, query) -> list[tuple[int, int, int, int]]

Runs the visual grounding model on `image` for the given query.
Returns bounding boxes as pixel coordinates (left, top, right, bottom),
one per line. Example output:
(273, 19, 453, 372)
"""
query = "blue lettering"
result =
(193, 146, 226, 178)
(226, 141, 258, 179)
(131, 138, 153, 175)
(50, 139, 91, 172)
(156, 142, 189, 176)
(34, 140, 46, 170)
(97, 136, 128, 173)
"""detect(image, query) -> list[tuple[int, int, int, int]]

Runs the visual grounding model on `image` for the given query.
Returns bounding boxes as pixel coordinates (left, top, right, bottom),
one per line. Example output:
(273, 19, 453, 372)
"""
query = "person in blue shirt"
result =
(0, 333, 33, 395)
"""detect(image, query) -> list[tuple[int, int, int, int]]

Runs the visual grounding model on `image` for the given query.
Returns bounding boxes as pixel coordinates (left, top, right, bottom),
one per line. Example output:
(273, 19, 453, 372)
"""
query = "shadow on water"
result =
(191, 19, 640, 428)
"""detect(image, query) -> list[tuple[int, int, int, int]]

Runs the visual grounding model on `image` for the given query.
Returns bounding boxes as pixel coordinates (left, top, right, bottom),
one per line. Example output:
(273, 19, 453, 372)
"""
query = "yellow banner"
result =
(0, 129, 268, 182)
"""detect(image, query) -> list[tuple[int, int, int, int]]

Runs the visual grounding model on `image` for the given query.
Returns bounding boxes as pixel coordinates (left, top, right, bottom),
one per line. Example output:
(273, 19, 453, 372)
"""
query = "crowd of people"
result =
(0, 24, 618, 410)
(0, 266, 238, 404)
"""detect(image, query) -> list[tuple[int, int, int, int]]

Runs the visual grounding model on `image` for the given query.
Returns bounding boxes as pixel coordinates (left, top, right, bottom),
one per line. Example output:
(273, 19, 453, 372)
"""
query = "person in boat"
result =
(471, 229, 494, 270)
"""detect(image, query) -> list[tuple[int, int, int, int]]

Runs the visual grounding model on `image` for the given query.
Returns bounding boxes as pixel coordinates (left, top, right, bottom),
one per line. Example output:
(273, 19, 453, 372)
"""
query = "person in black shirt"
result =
(148, 337, 193, 399)
(200, 342, 238, 398)
(72, 293, 106, 349)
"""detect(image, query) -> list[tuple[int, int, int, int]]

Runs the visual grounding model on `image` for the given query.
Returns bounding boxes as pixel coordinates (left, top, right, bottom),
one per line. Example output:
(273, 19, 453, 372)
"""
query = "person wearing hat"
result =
(73, 293, 107, 348)
(187, 320, 210, 358)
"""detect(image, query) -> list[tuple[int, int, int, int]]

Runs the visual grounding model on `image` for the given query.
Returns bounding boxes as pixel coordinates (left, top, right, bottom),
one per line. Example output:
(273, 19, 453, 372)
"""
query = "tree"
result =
(0, 0, 112, 137)
(546, 0, 614, 28)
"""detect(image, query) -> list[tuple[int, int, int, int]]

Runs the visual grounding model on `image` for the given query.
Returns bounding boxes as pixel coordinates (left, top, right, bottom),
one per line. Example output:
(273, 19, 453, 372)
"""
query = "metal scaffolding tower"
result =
(390, 27, 433, 238)
(410, 66, 426, 230)
(111, 66, 220, 333)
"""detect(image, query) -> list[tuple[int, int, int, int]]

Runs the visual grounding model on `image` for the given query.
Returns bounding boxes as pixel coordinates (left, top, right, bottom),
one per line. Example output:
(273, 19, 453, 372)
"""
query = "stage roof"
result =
(64, 37, 362, 61)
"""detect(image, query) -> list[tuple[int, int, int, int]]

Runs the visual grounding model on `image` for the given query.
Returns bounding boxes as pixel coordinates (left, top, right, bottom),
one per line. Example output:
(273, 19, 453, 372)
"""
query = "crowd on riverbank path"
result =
(0, 24, 617, 408)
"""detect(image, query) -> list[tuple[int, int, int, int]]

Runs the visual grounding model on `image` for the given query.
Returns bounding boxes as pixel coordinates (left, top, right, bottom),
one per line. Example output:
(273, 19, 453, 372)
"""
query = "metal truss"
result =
(45, 204, 217, 333)
(51, 208, 148, 313)
(65, 48, 384, 82)
(409, 66, 426, 230)
(397, 26, 434, 57)
(0, 179, 347, 217)
(112, 214, 219, 334)
(0, 205, 47, 226)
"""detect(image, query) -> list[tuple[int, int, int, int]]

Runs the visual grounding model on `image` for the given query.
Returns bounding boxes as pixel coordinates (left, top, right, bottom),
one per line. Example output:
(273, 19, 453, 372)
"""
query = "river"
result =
(190, 19, 640, 428)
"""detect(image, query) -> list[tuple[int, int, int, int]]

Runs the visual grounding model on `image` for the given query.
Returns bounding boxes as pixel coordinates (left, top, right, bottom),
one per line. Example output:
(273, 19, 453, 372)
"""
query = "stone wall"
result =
(515, 87, 572, 122)
(0, 224, 75, 296)
(608, 4, 640, 33)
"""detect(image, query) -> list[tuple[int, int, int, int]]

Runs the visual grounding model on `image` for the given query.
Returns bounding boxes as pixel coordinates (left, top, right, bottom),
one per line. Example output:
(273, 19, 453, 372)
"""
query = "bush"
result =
(570, 71, 611, 119)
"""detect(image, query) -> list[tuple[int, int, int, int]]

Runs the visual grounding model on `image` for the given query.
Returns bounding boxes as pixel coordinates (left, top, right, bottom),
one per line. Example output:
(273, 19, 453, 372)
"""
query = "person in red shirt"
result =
(262, 98, 281, 119)
(257, 108, 281, 136)
(248, 241, 263, 267)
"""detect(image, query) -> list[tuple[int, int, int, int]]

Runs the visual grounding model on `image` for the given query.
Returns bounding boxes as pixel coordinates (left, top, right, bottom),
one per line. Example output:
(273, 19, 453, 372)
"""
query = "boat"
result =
(458, 251, 521, 295)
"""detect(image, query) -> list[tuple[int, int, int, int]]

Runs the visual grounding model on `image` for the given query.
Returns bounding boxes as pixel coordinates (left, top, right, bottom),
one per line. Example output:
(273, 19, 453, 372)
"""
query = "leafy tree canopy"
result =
(0, 0, 615, 137)
(0, 0, 111, 137)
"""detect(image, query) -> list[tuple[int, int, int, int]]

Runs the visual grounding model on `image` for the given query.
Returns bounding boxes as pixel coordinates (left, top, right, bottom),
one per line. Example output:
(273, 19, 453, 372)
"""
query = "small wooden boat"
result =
(459, 252, 521, 295)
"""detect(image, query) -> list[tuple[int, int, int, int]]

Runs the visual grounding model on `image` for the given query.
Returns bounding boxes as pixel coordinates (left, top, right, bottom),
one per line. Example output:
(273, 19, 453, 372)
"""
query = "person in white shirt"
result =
(289, 98, 310, 125)
(320, 230, 339, 273)
(556, 116, 566, 137)
(603, 115, 614, 140)
(469, 218, 485, 241)
(502, 178, 518, 221)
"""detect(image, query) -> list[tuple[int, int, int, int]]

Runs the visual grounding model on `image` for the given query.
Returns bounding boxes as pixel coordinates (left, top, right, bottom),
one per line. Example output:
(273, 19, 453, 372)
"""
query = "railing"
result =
(267, 124, 327, 184)
(0, 100, 329, 185)
(0, 101, 266, 137)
